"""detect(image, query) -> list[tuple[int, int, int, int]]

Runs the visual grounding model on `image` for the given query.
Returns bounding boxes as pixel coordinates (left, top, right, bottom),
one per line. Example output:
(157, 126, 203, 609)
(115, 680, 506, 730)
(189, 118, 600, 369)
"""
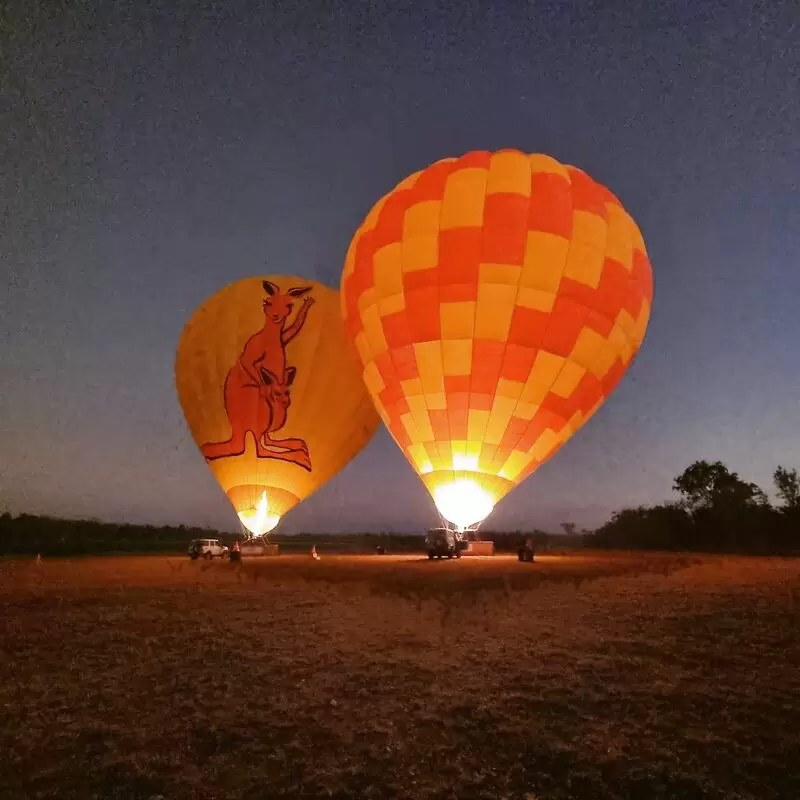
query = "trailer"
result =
(240, 542, 280, 557)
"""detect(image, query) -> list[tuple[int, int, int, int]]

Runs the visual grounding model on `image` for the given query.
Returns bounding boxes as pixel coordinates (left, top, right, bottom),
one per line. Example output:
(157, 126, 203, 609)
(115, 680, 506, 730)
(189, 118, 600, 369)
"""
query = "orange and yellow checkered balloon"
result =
(341, 150, 652, 529)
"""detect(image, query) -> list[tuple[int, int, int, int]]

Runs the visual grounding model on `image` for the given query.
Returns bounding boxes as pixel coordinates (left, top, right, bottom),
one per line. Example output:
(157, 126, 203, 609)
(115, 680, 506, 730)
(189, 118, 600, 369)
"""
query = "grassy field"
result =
(1, 552, 799, 799)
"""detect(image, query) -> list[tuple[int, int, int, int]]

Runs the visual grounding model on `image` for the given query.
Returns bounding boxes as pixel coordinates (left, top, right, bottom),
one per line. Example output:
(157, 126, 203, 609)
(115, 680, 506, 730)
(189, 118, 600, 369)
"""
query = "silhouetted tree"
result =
(774, 466, 800, 509)
(673, 460, 767, 512)
(588, 459, 800, 555)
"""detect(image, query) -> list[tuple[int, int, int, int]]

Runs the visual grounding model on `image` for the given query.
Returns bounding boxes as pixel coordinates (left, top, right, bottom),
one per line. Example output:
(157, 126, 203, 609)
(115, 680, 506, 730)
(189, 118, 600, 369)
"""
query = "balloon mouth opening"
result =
(432, 479, 495, 531)
(237, 491, 281, 537)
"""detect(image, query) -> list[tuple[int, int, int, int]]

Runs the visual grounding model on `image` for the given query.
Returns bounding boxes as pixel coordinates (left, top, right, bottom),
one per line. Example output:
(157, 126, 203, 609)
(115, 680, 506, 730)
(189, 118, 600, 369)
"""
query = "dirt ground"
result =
(1, 552, 799, 799)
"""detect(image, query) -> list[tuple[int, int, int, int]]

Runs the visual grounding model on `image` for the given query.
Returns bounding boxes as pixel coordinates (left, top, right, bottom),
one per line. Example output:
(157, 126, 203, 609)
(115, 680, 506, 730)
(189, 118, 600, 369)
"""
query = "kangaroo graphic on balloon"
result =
(200, 280, 315, 471)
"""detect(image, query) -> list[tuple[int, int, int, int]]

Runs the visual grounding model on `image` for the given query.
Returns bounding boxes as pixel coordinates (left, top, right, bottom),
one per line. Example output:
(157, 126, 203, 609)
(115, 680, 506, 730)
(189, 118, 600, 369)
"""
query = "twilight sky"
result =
(2, 1, 798, 533)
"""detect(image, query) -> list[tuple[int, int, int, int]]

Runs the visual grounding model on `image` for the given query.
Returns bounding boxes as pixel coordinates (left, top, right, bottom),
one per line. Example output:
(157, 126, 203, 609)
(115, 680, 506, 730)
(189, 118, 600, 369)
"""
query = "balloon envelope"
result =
(341, 150, 652, 529)
(176, 276, 380, 535)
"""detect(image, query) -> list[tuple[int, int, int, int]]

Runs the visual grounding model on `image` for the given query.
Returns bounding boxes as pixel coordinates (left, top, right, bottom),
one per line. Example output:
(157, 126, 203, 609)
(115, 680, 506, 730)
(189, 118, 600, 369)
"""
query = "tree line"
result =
(0, 515, 442, 557)
(0, 460, 797, 557)
(587, 461, 799, 554)
(0, 514, 219, 556)
(0, 513, 597, 558)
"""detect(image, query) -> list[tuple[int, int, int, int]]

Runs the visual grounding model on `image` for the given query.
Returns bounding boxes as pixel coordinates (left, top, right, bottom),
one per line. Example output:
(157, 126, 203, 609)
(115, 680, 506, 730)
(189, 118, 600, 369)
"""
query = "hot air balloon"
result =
(341, 150, 652, 531)
(176, 276, 381, 536)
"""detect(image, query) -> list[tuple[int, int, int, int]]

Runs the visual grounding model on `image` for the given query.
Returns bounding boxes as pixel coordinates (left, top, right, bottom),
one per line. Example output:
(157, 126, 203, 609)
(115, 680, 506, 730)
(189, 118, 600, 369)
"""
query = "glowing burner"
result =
(433, 479, 494, 531)
(237, 491, 281, 537)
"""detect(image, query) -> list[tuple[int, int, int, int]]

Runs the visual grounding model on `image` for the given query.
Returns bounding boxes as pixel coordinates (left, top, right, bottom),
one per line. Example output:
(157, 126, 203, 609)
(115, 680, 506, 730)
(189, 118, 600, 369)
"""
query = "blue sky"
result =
(2, 0, 798, 532)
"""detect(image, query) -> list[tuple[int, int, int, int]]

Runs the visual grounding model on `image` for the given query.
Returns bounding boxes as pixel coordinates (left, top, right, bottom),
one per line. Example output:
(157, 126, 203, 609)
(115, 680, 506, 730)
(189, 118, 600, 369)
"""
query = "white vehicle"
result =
(188, 538, 229, 560)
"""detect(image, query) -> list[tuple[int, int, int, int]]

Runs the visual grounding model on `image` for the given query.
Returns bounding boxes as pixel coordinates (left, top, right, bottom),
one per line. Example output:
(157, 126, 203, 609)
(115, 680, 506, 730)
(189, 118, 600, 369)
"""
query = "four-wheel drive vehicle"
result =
(188, 538, 229, 560)
(425, 528, 465, 560)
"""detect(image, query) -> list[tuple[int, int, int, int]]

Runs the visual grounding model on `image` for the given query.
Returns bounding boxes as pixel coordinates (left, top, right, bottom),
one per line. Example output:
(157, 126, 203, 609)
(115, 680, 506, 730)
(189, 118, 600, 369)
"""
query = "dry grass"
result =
(1, 552, 799, 799)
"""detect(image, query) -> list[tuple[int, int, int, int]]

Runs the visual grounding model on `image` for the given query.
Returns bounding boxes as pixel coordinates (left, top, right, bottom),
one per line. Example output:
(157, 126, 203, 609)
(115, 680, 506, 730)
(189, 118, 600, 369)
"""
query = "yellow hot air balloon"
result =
(176, 275, 381, 536)
(341, 150, 652, 531)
